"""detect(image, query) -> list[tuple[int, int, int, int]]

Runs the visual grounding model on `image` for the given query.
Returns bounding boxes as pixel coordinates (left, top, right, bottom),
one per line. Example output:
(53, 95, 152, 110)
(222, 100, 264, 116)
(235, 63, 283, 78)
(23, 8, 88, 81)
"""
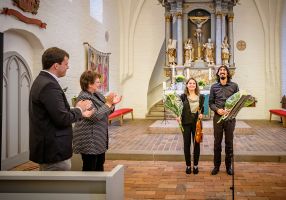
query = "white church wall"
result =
(120, 0, 164, 118)
(0, 0, 120, 104)
(3, 31, 34, 72)
(281, 0, 286, 96)
(233, 0, 265, 119)
(233, 0, 282, 119)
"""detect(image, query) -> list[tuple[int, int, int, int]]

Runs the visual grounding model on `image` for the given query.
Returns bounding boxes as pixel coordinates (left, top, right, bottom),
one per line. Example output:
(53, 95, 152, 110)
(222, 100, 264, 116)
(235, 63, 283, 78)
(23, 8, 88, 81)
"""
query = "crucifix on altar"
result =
(189, 16, 210, 61)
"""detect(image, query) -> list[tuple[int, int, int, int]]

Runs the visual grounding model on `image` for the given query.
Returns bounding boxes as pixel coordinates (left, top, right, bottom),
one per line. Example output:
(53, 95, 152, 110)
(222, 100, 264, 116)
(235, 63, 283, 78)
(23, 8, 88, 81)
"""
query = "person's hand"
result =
(175, 117, 181, 122)
(113, 95, 122, 105)
(216, 108, 226, 116)
(105, 92, 115, 107)
(224, 109, 230, 115)
(76, 100, 92, 112)
(82, 108, 95, 118)
(198, 113, 203, 119)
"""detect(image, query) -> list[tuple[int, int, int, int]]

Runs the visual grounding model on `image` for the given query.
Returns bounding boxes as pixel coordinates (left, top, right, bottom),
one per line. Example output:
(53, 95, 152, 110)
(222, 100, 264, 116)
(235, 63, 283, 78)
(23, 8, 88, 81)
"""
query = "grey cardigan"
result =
(73, 91, 113, 155)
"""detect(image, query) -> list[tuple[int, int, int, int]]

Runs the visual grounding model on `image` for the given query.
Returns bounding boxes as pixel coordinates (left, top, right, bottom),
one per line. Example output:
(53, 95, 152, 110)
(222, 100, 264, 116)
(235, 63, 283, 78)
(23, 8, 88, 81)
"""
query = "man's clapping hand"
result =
(82, 109, 95, 118)
(76, 100, 92, 112)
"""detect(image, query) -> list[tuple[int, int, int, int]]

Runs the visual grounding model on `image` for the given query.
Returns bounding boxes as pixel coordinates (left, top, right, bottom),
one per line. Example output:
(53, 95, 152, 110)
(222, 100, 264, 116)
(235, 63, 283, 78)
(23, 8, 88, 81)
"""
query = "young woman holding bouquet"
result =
(178, 78, 204, 174)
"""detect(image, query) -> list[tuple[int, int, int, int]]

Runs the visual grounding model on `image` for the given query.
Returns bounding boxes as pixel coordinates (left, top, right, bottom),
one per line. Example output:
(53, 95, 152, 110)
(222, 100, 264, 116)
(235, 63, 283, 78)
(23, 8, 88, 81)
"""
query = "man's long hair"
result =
(215, 65, 232, 82)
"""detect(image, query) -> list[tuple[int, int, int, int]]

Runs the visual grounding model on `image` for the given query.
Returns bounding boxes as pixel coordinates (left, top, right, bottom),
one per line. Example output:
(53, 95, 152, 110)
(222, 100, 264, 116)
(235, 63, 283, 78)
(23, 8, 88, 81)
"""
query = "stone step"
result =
(148, 120, 254, 135)
(106, 152, 284, 163)
(149, 107, 165, 112)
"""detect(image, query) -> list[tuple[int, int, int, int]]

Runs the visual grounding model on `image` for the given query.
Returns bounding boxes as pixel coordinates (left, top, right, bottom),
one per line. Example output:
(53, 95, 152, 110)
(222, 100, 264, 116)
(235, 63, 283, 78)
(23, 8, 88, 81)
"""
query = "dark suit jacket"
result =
(180, 93, 205, 125)
(29, 71, 82, 164)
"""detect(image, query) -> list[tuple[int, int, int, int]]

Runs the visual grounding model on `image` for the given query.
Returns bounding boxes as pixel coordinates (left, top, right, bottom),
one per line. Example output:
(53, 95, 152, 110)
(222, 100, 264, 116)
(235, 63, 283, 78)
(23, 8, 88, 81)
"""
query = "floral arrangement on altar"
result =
(175, 75, 185, 83)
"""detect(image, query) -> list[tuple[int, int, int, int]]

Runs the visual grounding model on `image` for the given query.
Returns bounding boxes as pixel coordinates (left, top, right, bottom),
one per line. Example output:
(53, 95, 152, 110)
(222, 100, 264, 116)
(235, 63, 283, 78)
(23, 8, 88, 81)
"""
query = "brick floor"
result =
(108, 119, 286, 162)
(12, 160, 286, 199)
(10, 119, 286, 199)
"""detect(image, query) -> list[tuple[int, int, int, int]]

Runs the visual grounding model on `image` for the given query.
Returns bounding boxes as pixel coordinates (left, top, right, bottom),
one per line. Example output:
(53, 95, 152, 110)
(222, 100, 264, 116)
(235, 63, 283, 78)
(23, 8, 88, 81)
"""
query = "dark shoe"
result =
(186, 166, 191, 174)
(226, 168, 233, 175)
(211, 167, 220, 175)
(193, 167, 199, 174)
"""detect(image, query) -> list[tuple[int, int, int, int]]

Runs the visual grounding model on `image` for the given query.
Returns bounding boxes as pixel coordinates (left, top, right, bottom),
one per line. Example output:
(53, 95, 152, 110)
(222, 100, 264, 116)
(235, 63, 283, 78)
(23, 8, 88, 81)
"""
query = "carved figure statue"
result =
(203, 38, 215, 64)
(221, 36, 230, 65)
(189, 16, 209, 45)
(184, 38, 195, 65)
(167, 39, 177, 65)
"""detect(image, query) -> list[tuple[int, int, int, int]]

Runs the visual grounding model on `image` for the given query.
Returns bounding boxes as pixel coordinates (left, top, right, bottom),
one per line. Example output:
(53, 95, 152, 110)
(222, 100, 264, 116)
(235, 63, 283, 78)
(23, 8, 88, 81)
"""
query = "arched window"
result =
(90, 0, 103, 23)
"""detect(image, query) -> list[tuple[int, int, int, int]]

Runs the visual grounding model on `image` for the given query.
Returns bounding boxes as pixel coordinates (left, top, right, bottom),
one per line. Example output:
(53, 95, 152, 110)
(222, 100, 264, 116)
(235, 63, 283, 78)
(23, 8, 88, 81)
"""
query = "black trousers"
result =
(213, 114, 236, 169)
(182, 122, 200, 166)
(81, 153, 105, 171)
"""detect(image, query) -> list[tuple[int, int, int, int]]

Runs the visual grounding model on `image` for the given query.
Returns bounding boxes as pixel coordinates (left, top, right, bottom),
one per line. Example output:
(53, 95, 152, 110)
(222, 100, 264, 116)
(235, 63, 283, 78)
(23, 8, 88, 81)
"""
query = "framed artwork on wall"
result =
(87, 44, 110, 94)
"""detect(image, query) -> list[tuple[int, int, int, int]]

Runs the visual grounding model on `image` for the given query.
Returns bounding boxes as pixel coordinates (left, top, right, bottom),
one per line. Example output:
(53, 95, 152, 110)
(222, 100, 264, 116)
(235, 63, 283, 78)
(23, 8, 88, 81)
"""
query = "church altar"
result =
(159, 0, 238, 89)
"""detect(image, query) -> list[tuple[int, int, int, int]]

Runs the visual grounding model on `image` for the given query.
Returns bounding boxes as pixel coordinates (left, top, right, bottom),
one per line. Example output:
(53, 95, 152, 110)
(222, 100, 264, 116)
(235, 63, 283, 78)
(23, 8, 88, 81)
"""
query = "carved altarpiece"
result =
(160, 0, 237, 90)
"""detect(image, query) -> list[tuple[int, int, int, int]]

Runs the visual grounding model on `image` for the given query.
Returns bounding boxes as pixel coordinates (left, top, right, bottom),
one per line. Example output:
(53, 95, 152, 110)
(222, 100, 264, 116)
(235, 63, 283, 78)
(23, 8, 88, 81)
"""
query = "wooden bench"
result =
(108, 108, 133, 125)
(269, 109, 286, 127)
(0, 165, 124, 200)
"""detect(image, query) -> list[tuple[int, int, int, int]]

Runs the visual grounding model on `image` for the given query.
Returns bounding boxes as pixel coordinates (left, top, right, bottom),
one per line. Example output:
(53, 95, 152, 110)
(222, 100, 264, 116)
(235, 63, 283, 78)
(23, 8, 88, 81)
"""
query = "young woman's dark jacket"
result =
(180, 93, 205, 125)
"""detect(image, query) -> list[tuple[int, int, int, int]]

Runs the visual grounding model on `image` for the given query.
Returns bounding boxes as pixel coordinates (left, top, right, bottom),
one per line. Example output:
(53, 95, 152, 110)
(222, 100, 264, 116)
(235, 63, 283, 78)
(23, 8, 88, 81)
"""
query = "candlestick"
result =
(208, 68, 212, 81)
(163, 81, 166, 90)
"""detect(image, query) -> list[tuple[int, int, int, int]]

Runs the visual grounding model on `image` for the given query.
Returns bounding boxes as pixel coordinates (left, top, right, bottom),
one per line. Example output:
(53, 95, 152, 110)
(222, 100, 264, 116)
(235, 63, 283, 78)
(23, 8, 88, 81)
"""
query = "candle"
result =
(208, 68, 212, 80)
(186, 68, 190, 79)
(163, 81, 166, 90)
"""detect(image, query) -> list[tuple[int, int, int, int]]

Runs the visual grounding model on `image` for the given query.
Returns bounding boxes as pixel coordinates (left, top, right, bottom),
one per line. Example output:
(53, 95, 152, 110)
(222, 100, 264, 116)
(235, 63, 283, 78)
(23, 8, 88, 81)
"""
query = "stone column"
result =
(221, 13, 226, 42)
(211, 13, 216, 42)
(215, 12, 222, 65)
(170, 3, 177, 41)
(177, 12, 183, 65)
(165, 13, 172, 66)
(183, 13, 188, 44)
(228, 14, 234, 66)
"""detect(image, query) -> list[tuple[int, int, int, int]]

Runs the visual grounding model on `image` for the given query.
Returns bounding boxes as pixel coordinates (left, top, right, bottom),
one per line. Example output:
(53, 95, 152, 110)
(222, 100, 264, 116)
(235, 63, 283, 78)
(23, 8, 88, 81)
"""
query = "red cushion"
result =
(269, 109, 286, 116)
(118, 108, 133, 114)
(108, 108, 133, 120)
(108, 111, 122, 119)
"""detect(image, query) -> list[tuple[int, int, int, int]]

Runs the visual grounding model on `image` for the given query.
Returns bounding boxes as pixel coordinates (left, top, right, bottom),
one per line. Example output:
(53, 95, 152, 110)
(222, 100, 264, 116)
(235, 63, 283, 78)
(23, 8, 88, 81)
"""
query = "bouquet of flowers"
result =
(163, 91, 184, 132)
(217, 90, 255, 123)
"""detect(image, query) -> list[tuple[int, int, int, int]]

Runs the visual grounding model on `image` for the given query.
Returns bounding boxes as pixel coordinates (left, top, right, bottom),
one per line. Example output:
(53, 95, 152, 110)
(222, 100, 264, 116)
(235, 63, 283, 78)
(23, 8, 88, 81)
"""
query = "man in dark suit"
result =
(29, 47, 94, 171)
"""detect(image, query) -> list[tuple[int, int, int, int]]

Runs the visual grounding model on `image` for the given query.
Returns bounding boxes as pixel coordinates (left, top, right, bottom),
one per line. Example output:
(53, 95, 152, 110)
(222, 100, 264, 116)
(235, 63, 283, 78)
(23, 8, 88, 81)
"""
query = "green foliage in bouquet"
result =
(175, 75, 185, 83)
(217, 90, 255, 123)
(163, 92, 184, 132)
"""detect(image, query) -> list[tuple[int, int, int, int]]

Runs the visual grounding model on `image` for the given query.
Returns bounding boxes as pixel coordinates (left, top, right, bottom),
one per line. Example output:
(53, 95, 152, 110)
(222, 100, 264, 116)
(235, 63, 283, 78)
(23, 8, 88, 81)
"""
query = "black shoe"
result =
(226, 168, 233, 175)
(211, 167, 220, 175)
(186, 166, 191, 174)
(193, 167, 199, 174)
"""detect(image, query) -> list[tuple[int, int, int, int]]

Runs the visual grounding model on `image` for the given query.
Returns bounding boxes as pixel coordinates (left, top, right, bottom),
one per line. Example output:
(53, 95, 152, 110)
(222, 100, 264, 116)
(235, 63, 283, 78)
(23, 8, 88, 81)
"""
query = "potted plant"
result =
(175, 75, 185, 83)
(198, 80, 206, 90)
(175, 75, 185, 90)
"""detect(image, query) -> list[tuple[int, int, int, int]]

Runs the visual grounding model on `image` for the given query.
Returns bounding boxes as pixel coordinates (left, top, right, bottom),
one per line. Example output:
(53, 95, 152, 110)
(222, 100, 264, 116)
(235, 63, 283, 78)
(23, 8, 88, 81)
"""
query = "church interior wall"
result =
(119, 0, 165, 118)
(0, 0, 284, 120)
(281, 0, 286, 96)
(0, 0, 120, 104)
(4, 31, 35, 74)
(233, 0, 266, 119)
